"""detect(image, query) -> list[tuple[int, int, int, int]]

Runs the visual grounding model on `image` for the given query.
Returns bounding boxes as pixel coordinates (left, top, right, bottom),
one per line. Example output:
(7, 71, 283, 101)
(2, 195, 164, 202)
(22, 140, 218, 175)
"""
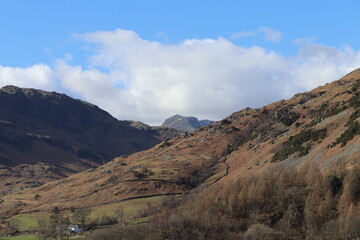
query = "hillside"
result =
(161, 114, 215, 131)
(0, 86, 179, 194)
(1, 69, 360, 238)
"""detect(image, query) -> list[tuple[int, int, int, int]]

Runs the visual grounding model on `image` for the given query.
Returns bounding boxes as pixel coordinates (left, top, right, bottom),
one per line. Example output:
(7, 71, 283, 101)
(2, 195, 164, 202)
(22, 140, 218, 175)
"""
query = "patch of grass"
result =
(70, 236, 85, 239)
(4, 196, 167, 237)
(0, 236, 39, 240)
(8, 214, 41, 232)
(128, 217, 149, 224)
(90, 195, 165, 220)
(0, 235, 84, 240)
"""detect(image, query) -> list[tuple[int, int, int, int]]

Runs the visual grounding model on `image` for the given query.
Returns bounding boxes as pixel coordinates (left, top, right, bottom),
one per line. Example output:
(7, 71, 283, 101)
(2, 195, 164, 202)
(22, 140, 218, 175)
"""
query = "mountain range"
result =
(1, 69, 360, 238)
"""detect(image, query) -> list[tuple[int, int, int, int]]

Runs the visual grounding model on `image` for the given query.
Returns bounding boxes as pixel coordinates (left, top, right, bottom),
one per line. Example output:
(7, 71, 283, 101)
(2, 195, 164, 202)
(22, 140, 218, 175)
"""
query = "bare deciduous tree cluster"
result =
(86, 162, 360, 240)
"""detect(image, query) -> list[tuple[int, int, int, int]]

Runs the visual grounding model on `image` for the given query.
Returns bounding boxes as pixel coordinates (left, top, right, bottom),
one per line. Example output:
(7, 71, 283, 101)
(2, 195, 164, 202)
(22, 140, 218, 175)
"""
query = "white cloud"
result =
(258, 27, 282, 42)
(290, 44, 360, 90)
(69, 30, 291, 124)
(0, 64, 55, 90)
(1, 29, 360, 125)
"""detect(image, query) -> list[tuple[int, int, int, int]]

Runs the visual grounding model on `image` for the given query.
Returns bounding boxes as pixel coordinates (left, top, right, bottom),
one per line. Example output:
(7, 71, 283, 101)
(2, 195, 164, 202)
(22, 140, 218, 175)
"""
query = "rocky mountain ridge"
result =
(161, 114, 215, 132)
(0, 85, 179, 193)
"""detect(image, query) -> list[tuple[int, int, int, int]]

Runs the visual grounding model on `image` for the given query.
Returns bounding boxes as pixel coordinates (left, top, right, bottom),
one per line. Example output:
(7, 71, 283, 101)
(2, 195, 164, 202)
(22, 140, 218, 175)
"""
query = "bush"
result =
(335, 122, 360, 147)
(279, 111, 299, 126)
(273, 109, 299, 126)
(272, 128, 327, 162)
(346, 109, 360, 126)
(90, 215, 118, 227)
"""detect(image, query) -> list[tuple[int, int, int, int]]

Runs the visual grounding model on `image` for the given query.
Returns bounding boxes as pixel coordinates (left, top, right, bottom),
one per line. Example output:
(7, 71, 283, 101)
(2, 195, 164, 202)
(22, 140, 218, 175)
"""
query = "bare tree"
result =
(37, 210, 71, 240)
(115, 206, 126, 226)
(73, 207, 91, 229)
(244, 224, 282, 240)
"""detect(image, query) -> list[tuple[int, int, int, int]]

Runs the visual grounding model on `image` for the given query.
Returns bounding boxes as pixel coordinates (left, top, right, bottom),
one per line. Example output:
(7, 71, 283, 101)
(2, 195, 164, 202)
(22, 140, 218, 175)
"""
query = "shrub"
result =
(335, 122, 360, 147)
(272, 128, 327, 162)
(346, 109, 360, 126)
(272, 109, 299, 126)
(306, 103, 346, 128)
(279, 111, 299, 126)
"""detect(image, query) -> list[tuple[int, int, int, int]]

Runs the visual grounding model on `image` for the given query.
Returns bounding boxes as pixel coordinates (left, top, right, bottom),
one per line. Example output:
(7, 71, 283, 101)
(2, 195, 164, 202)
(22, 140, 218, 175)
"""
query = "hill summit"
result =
(161, 114, 215, 131)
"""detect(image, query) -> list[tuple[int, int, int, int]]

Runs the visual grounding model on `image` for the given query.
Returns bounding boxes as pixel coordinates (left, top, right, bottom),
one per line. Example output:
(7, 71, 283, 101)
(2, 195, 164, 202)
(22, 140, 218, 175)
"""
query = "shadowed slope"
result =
(0, 86, 179, 193)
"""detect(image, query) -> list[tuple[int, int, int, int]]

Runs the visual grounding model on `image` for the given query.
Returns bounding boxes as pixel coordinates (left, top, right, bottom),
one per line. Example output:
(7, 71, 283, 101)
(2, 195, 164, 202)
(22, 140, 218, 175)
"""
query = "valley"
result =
(1, 69, 360, 239)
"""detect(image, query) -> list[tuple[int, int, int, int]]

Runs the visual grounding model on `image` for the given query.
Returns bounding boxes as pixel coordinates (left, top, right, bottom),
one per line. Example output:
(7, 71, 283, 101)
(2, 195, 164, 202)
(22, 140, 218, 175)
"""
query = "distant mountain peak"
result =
(162, 114, 215, 132)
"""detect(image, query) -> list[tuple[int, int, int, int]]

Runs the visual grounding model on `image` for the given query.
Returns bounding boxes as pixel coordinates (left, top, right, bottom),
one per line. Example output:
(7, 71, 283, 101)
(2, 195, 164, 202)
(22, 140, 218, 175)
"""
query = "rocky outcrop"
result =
(162, 114, 215, 132)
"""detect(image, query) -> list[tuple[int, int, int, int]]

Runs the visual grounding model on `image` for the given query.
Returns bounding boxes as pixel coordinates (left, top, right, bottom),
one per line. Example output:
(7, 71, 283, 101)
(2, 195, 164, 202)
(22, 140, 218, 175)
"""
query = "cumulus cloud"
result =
(68, 29, 292, 124)
(0, 64, 55, 90)
(290, 44, 360, 90)
(1, 29, 360, 125)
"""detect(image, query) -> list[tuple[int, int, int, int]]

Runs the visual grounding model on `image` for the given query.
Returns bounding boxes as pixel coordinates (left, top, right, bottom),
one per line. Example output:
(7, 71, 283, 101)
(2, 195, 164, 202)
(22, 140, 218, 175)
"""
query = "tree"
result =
(244, 224, 282, 240)
(73, 207, 91, 229)
(37, 217, 52, 240)
(115, 206, 126, 226)
(38, 210, 71, 240)
(34, 194, 41, 200)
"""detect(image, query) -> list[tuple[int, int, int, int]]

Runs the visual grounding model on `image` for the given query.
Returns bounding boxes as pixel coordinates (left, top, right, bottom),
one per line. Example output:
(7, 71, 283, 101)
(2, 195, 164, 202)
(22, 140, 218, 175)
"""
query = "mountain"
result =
(161, 114, 215, 131)
(2, 69, 360, 237)
(0, 86, 179, 194)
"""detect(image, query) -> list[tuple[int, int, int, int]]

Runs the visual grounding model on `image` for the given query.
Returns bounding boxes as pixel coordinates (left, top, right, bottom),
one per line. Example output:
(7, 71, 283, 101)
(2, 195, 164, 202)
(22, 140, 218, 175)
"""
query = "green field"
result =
(0, 236, 84, 240)
(0, 236, 38, 240)
(1, 195, 172, 240)
(7, 214, 40, 232)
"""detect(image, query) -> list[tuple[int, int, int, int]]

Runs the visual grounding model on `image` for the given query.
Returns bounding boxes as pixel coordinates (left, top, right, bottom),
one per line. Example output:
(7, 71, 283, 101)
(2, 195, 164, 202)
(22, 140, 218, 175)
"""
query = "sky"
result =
(1, 0, 360, 125)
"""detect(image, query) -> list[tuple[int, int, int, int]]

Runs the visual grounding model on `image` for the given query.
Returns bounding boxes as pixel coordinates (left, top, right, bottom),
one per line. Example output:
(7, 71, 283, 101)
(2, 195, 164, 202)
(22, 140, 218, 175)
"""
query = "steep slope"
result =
(2, 69, 360, 221)
(0, 86, 179, 193)
(162, 114, 215, 131)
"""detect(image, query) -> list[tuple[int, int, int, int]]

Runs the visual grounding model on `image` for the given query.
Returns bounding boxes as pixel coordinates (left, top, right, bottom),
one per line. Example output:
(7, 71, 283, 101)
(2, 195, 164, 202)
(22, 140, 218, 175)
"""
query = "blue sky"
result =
(2, 0, 360, 66)
(1, 1, 360, 124)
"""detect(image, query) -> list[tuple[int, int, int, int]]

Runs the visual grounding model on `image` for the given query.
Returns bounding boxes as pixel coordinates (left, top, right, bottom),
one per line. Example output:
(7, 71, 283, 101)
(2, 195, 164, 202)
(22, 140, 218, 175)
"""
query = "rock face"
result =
(161, 114, 215, 132)
(0, 86, 179, 192)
